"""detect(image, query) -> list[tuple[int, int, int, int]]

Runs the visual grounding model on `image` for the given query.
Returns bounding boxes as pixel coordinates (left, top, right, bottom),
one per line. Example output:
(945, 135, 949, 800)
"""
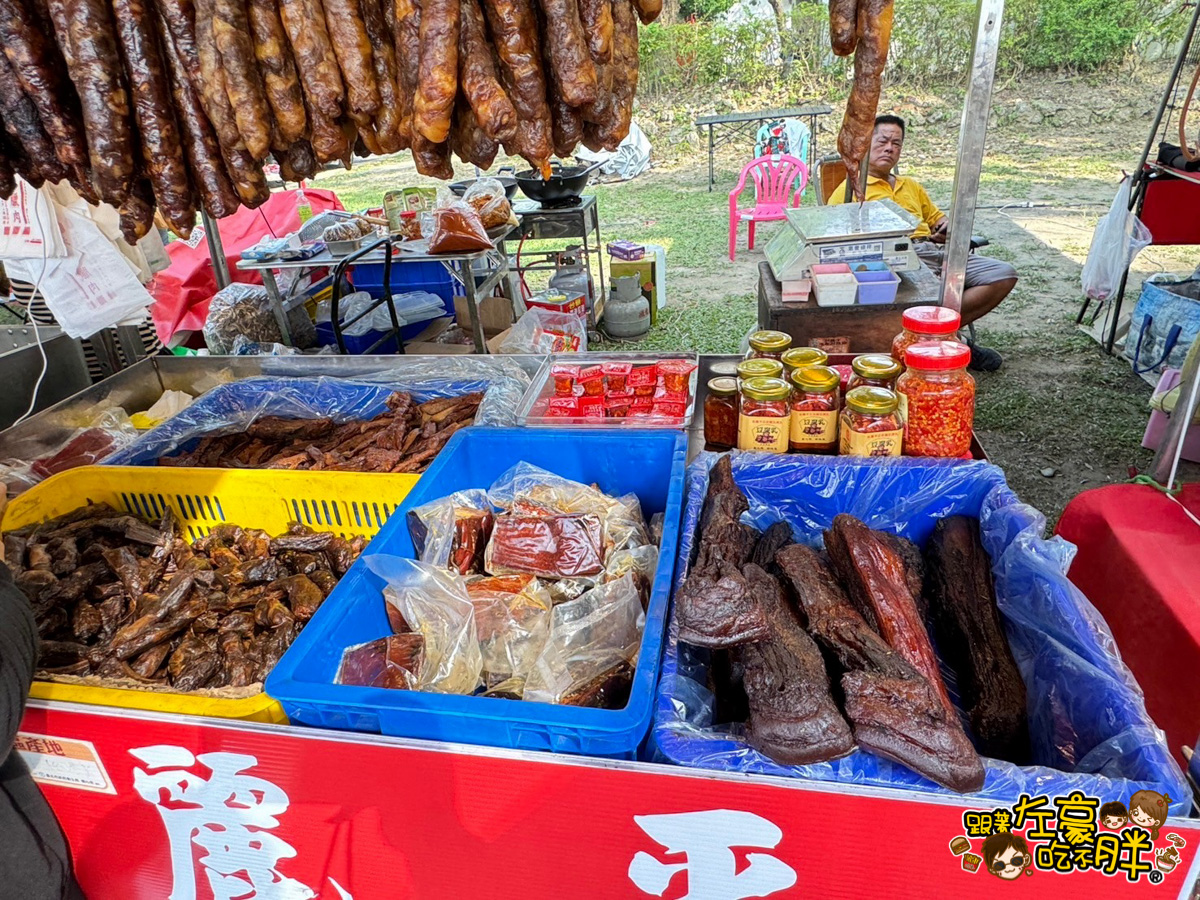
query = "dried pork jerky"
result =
(459, 0, 516, 142)
(482, 0, 552, 174)
(279, 0, 345, 120)
(675, 562, 768, 648)
(0, 50, 69, 187)
(925, 517, 1029, 763)
(112, 0, 195, 237)
(412, 0, 458, 142)
(578, 0, 612, 64)
(486, 514, 604, 579)
(360, 0, 403, 151)
(581, 0, 636, 151)
(837, 0, 893, 200)
(391, 0, 420, 147)
(748, 520, 794, 572)
(0, 0, 87, 167)
(699, 455, 748, 534)
(536, 0, 597, 108)
(338, 634, 425, 688)
(825, 514, 953, 715)
(65, 0, 136, 204)
(213, 0, 273, 159)
(247, 0, 307, 145)
(325, 0, 380, 125)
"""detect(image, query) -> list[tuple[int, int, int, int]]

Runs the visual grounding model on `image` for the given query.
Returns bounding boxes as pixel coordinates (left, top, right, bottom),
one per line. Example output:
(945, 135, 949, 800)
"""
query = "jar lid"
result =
(748, 330, 792, 352)
(851, 354, 903, 380)
(709, 360, 740, 377)
(707, 376, 738, 397)
(845, 385, 899, 415)
(737, 358, 784, 380)
(741, 376, 792, 402)
(904, 340, 972, 371)
(902, 305, 961, 335)
(781, 347, 829, 370)
(791, 364, 840, 393)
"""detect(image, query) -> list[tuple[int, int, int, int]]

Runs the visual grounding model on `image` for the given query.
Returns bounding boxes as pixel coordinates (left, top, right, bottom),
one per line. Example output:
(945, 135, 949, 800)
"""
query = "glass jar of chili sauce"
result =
(891, 306, 961, 368)
(745, 330, 791, 361)
(839, 387, 903, 457)
(897, 340, 976, 458)
(789, 365, 840, 454)
(703, 377, 739, 449)
(736, 358, 784, 385)
(737, 376, 791, 453)
(780, 346, 828, 381)
(847, 354, 902, 392)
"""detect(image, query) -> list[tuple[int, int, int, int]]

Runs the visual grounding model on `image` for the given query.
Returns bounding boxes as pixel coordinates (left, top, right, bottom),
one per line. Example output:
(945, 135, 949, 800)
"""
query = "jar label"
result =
(738, 414, 789, 453)
(840, 427, 904, 457)
(790, 410, 838, 444)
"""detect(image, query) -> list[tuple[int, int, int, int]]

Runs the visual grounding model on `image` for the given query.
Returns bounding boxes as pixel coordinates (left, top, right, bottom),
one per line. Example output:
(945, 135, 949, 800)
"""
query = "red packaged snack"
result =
(658, 359, 697, 394)
(654, 385, 689, 404)
(602, 362, 632, 392)
(631, 395, 654, 412)
(485, 514, 605, 578)
(547, 396, 581, 418)
(605, 391, 633, 418)
(653, 400, 687, 419)
(31, 428, 120, 478)
(579, 365, 604, 396)
(551, 364, 580, 396)
(628, 364, 657, 390)
(578, 396, 605, 419)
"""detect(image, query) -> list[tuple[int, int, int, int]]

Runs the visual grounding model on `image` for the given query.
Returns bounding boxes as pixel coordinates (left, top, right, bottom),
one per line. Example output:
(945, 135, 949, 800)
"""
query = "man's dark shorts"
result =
(914, 240, 1017, 288)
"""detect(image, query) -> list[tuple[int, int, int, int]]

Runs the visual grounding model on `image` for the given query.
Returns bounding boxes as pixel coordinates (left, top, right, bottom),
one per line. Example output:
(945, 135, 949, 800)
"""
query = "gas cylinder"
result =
(603, 275, 650, 338)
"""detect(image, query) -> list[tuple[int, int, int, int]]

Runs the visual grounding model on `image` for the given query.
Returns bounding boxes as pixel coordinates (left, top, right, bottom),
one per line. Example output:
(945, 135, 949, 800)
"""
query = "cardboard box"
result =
(453, 293, 514, 335)
(609, 245, 666, 326)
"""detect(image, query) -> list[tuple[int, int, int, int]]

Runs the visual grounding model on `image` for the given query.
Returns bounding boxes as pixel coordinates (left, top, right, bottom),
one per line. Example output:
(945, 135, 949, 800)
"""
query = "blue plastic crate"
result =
(651, 453, 1189, 813)
(350, 262, 456, 341)
(267, 428, 687, 758)
(314, 321, 399, 355)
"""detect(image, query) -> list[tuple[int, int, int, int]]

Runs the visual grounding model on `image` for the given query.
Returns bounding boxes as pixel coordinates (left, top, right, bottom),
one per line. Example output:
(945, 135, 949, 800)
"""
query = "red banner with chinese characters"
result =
(18, 702, 1200, 900)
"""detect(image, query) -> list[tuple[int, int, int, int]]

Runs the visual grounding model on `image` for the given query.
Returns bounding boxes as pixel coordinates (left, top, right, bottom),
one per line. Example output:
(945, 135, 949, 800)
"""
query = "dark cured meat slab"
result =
(675, 562, 768, 648)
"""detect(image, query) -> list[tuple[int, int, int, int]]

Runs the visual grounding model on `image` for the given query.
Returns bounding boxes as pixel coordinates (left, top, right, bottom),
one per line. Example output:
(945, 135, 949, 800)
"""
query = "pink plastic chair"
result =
(728, 154, 809, 261)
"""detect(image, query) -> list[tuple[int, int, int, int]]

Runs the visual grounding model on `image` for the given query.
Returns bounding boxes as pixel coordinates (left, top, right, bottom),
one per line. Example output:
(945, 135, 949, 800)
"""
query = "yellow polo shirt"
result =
(829, 175, 944, 240)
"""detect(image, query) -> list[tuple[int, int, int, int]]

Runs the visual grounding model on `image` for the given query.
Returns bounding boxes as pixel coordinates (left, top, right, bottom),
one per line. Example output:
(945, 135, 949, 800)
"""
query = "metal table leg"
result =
(589, 202, 606, 325)
(201, 210, 231, 290)
(708, 124, 715, 191)
(456, 259, 488, 353)
(260, 267, 294, 345)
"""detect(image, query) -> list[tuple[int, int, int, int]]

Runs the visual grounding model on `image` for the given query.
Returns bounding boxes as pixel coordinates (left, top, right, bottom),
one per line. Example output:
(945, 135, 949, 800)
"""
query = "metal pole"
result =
(1149, 336, 1200, 490)
(201, 209, 231, 290)
(939, 0, 1005, 313)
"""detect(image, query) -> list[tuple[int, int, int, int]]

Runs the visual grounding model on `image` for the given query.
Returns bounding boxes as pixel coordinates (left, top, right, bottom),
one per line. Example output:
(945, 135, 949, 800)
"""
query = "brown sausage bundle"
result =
(829, 0, 858, 56)
(360, 0, 403, 152)
(246, 0, 306, 146)
(578, 0, 613, 65)
(836, 0, 894, 201)
(483, 0, 552, 175)
(0, 48, 70, 187)
(412, 0, 459, 143)
(118, 176, 156, 244)
(324, 0, 381, 125)
(412, 133, 453, 179)
(630, 0, 659, 23)
(279, 0, 345, 121)
(536, 0, 597, 108)
(112, 0, 195, 237)
(0, 135, 16, 199)
(213, 0, 273, 160)
(391, 0, 421, 148)
(65, 0, 136, 205)
(0, 0, 87, 168)
(277, 139, 318, 182)
(449, 93, 497, 169)
(582, 0, 636, 152)
(459, 0, 516, 143)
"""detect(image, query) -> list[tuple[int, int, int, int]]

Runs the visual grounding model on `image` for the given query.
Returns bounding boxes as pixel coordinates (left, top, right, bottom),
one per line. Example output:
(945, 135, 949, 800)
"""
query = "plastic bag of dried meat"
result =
(465, 574, 553, 687)
(483, 513, 605, 579)
(427, 201, 493, 254)
(202, 282, 315, 353)
(365, 556, 482, 694)
(406, 489, 495, 575)
(463, 178, 518, 229)
(524, 573, 644, 706)
(336, 634, 425, 688)
(603, 544, 659, 609)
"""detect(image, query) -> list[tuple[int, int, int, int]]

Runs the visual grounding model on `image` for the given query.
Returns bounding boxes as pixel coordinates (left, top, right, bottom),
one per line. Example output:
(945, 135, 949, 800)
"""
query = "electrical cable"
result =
(9, 184, 51, 427)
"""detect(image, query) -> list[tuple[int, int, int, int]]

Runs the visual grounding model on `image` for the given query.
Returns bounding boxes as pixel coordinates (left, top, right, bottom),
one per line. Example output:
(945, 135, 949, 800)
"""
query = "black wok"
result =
(514, 160, 602, 206)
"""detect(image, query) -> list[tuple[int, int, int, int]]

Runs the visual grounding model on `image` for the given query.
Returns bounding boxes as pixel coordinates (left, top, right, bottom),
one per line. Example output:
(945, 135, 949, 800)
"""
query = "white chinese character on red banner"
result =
(130, 745, 352, 900)
(629, 809, 797, 899)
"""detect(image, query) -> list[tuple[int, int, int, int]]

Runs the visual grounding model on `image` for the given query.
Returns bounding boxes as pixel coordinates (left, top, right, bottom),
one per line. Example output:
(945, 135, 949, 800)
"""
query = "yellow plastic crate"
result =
(4, 465, 420, 722)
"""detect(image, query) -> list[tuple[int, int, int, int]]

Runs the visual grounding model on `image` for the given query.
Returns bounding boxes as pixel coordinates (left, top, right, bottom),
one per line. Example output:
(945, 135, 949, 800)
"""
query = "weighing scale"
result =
(764, 199, 922, 282)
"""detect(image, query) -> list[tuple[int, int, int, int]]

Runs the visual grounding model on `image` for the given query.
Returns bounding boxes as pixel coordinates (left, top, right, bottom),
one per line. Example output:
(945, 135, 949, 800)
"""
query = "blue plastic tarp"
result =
(652, 453, 1189, 815)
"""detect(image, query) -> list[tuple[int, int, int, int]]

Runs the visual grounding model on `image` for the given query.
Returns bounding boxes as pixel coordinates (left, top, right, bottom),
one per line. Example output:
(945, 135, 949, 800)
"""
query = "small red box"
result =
(578, 396, 606, 419)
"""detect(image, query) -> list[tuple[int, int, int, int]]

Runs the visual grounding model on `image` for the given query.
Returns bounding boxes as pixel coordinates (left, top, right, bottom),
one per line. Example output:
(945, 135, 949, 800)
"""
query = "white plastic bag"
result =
(1081, 177, 1152, 301)
(497, 307, 586, 354)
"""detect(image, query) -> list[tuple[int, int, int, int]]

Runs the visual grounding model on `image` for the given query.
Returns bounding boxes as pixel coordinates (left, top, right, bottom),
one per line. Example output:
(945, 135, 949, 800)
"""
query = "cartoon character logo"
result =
(981, 832, 1032, 881)
(1128, 790, 1172, 841)
(1098, 801, 1128, 830)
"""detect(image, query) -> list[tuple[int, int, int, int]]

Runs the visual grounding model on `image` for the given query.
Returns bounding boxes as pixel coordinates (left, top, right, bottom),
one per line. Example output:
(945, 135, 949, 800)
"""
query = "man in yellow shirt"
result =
(831, 114, 1016, 371)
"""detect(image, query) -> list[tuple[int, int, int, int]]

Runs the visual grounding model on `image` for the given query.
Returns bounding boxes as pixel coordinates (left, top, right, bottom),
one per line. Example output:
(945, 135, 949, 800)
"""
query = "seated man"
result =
(830, 114, 1016, 371)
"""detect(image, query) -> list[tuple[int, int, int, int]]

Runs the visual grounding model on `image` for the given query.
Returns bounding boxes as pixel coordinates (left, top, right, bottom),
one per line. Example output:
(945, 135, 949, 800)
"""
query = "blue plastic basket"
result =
(651, 453, 1189, 813)
(314, 321, 399, 355)
(107, 377, 489, 467)
(267, 428, 687, 758)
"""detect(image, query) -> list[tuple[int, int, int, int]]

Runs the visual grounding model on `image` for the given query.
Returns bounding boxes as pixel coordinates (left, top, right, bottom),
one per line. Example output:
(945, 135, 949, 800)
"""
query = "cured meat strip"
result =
(740, 563, 854, 765)
(675, 561, 769, 648)
(360, 0, 403, 152)
(482, 0, 552, 175)
(582, 0, 637, 152)
(450, 94, 497, 168)
(112, 0, 195, 238)
(391, 0, 420, 147)
(155, 0, 201, 74)
(536, 0, 597, 108)
(279, 0, 345, 120)
(65, 0, 136, 204)
(0, 137, 16, 199)
(324, 0, 380, 125)
(276, 139, 317, 181)
(411, 134, 453, 178)
(777, 544, 985, 793)
(829, 0, 857, 56)
(247, 0, 306, 145)
(630, 0, 658, 24)
(0, 49, 70, 187)
(837, 0, 893, 200)
(549, 90, 582, 158)
(925, 517, 1029, 763)
(308, 108, 353, 168)
(459, 0, 516, 143)
(213, 0, 273, 160)
(155, 5, 239, 219)
(0, 0, 87, 167)
(412, 0, 459, 143)
(578, 0, 612, 65)
(118, 177, 156, 244)
(825, 514, 953, 716)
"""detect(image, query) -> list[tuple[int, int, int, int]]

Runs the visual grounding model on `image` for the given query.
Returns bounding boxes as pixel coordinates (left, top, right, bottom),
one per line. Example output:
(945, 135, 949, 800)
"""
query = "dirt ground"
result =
(313, 66, 1200, 523)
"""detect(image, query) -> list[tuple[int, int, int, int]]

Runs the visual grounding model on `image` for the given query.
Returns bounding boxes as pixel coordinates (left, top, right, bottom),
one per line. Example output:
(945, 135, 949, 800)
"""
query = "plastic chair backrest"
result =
(817, 154, 846, 205)
(732, 154, 809, 210)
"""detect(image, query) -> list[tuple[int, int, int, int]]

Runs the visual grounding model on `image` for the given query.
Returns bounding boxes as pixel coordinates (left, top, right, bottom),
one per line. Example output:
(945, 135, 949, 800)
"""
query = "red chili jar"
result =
(745, 330, 791, 361)
(891, 306, 961, 368)
(789, 365, 840, 454)
(839, 387, 904, 457)
(737, 376, 791, 453)
(847, 354, 903, 393)
(897, 340, 976, 457)
(703, 377, 738, 449)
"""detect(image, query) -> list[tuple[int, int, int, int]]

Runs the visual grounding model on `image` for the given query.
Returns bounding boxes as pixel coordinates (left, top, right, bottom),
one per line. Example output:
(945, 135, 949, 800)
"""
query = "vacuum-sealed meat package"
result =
(484, 514, 604, 579)
(406, 489, 495, 576)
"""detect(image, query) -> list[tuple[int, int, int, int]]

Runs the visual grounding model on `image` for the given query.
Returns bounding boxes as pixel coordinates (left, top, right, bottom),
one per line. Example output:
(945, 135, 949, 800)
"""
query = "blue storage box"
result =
(852, 265, 901, 305)
(267, 428, 687, 758)
(314, 321, 399, 355)
(652, 453, 1189, 813)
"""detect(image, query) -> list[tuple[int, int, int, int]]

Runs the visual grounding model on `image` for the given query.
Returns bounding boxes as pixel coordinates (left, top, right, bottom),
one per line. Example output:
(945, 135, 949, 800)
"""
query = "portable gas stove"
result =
(512, 195, 607, 330)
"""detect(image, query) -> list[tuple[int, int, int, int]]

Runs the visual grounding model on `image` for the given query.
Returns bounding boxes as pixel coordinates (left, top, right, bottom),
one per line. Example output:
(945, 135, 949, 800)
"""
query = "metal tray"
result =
(517, 352, 699, 429)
